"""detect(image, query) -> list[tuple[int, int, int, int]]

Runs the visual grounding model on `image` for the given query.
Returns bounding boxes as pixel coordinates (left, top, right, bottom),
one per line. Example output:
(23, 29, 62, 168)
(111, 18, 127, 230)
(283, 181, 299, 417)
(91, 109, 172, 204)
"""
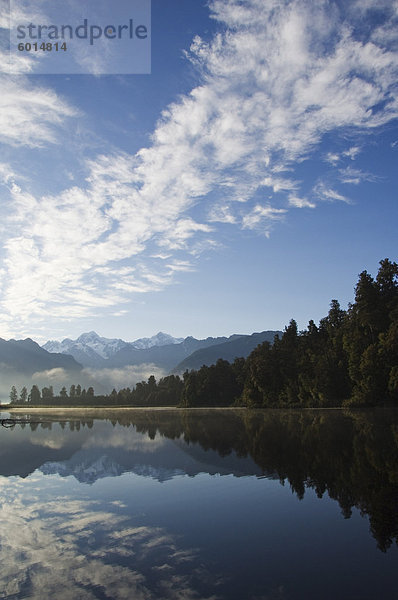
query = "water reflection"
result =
(0, 484, 216, 600)
(2, 408, 398, 551)
(1, 408, 398, 599)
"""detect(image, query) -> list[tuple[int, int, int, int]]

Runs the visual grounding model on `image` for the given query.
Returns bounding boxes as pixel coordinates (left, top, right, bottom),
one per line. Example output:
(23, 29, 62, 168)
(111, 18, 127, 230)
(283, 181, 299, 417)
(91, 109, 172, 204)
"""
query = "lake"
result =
(1, 407, 398, 599)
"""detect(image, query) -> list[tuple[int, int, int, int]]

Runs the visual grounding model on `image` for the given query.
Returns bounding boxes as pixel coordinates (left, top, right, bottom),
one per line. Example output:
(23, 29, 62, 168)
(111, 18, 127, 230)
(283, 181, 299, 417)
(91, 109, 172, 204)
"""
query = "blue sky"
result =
(0, 0, 397, 343)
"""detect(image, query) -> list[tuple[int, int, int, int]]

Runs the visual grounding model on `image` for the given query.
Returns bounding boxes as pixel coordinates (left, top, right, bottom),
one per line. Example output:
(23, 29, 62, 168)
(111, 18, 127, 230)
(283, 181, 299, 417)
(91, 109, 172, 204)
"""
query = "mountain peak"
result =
(77, 331, 100, 342)
(13, 337, 41, 349)
(130, 332, 184, 349)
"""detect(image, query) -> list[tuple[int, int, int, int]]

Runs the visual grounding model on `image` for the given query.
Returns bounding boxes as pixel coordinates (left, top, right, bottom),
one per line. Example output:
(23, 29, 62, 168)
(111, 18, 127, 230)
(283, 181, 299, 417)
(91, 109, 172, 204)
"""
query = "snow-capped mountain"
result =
(130, 331, 184, 349)
(75, 331, 129, 359)
(43, 331, 129, 367)
(39, 437, 263, 484)
(41, 454, 185, 484)
(42, 331, 184, 368)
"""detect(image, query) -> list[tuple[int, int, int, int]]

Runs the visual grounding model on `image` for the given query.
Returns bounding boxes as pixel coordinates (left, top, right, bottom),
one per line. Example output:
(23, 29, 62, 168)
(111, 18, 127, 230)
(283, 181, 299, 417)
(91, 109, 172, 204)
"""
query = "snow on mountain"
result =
(42, 338, 74, 354)
(42, 331, 184, 368)
(130, 331, 184, 349)
(43, 331, 128, 362)
(75, 331, 129, 359)
(40, 455, 185, 484)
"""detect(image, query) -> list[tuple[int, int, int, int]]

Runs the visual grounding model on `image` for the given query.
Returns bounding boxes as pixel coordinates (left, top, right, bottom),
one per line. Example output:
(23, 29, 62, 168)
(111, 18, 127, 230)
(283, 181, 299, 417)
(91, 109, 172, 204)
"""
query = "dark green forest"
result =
(9, 258, 398, 408)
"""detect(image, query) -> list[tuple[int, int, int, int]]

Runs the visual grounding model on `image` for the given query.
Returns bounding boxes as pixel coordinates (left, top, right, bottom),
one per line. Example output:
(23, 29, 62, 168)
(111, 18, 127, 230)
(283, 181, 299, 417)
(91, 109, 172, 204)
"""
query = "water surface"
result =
(1, 408, 397, 599)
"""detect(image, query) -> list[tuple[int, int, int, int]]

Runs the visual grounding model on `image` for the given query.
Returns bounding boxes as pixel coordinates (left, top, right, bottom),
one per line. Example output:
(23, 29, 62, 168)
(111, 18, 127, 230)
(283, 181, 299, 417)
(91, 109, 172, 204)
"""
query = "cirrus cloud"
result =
(1, 0, 398, 335)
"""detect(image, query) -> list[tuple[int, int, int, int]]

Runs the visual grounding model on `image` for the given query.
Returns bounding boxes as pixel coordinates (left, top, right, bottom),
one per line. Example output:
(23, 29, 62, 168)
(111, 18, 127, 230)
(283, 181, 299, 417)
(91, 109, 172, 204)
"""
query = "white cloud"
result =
(82, 426, 167, 452)
(0, 1, 48, 30)
(0, 162, 17, 185)
(314, 182, 351, 203)
(242, 204, 287, 235)
(31, 367, 72, 384)
(208, 204, 237, 224)
(0, 76, 77, 147)
(324, 146, 361, 166)
(324, 153, 341, 165)
(82, 364, 167, 392)
(261, 176, 299, 193)
(288, 195, 316, 209)
(338, 166, 377, 185)
(5, 368, 105, 397)
(0, 150, 217, 333)
(343, 146, 361, 160)
(1, 0, 398, 333)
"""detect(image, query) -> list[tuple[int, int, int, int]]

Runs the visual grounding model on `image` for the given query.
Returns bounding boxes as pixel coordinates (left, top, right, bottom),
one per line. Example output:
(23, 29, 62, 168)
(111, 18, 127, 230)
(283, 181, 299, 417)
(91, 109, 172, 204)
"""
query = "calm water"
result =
(1, 408, 398, 600)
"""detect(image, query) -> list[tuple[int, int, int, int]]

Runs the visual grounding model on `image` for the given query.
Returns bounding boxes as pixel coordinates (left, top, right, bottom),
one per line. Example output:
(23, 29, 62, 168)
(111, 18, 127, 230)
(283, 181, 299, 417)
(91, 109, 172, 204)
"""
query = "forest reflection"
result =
(6, 408, 398, 552)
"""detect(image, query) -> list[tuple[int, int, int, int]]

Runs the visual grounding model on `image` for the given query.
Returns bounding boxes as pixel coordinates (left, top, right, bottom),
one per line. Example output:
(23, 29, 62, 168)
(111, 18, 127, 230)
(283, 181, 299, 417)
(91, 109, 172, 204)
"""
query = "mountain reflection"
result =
(2, 408, 398, 551)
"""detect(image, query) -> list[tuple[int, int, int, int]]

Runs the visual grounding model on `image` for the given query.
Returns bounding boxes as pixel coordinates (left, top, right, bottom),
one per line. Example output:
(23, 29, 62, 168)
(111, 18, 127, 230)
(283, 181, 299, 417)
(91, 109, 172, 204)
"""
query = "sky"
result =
(0, 0, 397, 344)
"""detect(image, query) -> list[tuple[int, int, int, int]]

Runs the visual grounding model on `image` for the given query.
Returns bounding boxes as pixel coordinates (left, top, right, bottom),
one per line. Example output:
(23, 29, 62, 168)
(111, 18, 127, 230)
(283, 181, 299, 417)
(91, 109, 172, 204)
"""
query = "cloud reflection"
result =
(0, 478, 219, 599)
(82, 425, 168, 452)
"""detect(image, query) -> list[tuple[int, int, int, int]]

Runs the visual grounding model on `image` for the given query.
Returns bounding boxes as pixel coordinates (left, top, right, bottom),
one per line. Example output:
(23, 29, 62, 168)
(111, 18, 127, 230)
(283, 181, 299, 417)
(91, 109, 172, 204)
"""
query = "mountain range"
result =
(42, 330, 282, 372)
(40, 438, 265, 484)
(43, 331, 184, 368)
(0, 418, 265, 481)
(0, 329, 282, 398)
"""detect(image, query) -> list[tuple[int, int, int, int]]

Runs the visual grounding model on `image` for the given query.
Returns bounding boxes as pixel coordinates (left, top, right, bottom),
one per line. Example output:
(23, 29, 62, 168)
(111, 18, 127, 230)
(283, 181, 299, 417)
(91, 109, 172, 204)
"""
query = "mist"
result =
(0, 363, 167, 403)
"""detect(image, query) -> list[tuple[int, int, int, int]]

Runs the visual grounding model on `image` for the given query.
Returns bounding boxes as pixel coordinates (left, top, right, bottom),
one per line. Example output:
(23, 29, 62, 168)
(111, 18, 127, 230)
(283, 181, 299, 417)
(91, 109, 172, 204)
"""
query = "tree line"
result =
(9, 384, 95, 406)
(180, 258, 397, 408)
(9, 258, 398, 408)
(240, 257, 398, 408)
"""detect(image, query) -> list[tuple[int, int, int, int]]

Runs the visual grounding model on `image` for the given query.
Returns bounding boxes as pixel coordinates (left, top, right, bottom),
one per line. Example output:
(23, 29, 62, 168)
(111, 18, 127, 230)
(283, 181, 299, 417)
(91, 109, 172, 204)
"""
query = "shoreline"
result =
(2, 406, 393, 415)
(3, 406, 248, 413)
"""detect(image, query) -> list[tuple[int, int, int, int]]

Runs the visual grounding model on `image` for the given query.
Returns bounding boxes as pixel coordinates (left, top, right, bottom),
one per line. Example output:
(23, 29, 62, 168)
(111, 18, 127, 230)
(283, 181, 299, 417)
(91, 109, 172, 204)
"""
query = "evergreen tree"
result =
(9, 385, 18, 404)
(42, 386, 54, 402)
(19, 386, 28, 403)
(29, 385, 41, 404)
(344, 259, 398, 405)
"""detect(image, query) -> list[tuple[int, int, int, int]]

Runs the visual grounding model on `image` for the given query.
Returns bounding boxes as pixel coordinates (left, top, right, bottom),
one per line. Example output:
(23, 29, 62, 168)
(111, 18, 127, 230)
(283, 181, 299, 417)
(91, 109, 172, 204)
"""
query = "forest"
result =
(9, 258, 398, 408)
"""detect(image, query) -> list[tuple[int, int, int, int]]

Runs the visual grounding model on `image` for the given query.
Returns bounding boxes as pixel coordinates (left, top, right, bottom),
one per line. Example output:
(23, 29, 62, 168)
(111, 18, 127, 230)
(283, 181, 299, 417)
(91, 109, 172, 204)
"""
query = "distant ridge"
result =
(41, 330, 282, 373)
(106, 335, 231, 371)
(172, 331, 282, 373)
(0, 338, 82, 375)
